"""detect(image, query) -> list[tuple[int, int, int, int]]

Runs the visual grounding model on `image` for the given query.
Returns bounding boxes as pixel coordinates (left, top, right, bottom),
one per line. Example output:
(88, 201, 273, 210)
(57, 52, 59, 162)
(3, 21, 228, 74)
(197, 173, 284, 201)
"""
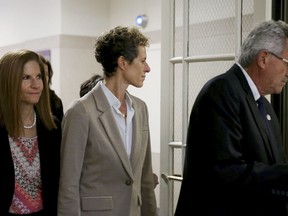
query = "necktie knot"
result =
(256, 96, 271, 136)
(257, 96, 266, 116)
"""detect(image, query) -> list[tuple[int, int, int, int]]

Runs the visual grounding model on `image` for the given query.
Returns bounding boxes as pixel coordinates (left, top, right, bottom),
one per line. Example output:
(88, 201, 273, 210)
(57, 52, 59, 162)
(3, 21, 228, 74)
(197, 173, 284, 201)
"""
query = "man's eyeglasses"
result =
(268, 51, 288, 64)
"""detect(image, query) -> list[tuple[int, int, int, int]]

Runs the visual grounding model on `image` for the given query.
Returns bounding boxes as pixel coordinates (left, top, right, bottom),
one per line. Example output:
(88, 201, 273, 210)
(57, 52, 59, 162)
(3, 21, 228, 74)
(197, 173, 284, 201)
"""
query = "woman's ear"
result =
(117, 56, 127, 70)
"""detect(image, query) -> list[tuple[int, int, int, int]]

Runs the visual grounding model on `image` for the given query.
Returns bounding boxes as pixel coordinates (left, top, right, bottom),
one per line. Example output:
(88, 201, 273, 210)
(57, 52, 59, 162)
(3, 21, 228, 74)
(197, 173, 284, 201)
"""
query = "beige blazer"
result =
(57, 83, 157, 216)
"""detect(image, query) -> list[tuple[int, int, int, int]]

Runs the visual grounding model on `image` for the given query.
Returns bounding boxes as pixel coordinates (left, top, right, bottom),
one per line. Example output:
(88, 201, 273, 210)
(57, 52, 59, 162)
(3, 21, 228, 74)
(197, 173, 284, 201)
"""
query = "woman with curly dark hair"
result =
(58, 26, 157, 216)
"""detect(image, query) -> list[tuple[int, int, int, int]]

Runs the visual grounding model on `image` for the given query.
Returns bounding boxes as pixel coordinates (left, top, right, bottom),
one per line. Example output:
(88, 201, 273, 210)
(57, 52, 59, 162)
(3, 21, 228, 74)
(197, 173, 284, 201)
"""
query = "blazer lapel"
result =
(245, 87, 275, 163)
(92, 84, 134, 179)
(233, 65, 276, 162)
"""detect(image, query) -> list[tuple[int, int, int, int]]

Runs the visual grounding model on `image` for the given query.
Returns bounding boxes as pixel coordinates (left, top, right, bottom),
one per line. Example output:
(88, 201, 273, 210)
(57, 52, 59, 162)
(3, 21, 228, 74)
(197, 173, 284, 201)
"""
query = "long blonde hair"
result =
(0, 49, 57, 136)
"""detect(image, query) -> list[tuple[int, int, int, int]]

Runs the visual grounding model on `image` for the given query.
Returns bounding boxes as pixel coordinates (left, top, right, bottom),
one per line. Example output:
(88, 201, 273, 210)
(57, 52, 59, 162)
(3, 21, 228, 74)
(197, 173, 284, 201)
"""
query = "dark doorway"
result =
(271, 0, 288, 155)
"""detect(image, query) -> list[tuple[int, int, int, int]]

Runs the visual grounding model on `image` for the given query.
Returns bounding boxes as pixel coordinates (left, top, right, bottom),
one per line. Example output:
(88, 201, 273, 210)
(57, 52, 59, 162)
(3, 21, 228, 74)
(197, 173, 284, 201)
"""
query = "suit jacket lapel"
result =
(246, 95, 274, 161)
(92, 84, 134, 179)
(233, 65, 275, 162)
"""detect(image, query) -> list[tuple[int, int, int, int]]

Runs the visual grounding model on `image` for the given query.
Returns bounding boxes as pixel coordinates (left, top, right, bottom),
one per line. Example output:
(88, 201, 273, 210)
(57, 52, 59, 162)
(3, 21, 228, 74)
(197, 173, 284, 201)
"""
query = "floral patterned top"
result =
(8, 136, 43, 214)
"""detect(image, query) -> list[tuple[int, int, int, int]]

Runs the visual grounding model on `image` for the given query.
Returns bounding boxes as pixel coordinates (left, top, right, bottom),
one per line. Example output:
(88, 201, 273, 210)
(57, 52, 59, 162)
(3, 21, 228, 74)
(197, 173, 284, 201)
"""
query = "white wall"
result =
(61, 0, 110, 35)
(0, 0, 61, 47)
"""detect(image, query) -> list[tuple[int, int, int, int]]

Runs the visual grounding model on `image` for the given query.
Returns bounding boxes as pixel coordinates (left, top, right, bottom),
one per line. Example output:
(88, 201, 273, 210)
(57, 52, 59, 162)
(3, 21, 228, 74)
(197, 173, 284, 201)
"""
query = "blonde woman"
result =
(0, 49, 61, 216)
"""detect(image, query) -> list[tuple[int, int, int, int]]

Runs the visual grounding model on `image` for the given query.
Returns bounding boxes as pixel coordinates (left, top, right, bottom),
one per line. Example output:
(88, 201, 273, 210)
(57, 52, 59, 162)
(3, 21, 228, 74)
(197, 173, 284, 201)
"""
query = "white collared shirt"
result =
(236, 63, 260, 101)
(99, 81, 135, 159)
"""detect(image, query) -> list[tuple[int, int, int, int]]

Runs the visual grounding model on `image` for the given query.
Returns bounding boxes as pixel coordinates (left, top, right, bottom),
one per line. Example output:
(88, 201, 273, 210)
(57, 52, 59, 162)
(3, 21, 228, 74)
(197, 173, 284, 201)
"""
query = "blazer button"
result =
(125, 179, 132, 185)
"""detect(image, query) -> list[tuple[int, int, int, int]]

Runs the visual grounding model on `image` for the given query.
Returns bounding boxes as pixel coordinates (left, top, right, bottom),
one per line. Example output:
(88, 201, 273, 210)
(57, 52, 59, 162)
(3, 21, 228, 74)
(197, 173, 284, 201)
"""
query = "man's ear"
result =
(117, 56, 127, 70)
(257, 50, 268, 69)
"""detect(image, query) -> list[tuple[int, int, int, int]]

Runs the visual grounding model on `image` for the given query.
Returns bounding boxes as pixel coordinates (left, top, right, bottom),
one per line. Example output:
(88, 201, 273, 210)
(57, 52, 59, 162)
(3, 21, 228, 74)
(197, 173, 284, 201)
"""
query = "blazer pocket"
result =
(81, 196, 113, 211)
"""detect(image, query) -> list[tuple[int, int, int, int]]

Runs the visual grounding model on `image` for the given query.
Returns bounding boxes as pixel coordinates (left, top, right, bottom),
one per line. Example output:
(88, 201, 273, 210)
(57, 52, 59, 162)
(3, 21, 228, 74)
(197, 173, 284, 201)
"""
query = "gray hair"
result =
(238, 20, 288, 67)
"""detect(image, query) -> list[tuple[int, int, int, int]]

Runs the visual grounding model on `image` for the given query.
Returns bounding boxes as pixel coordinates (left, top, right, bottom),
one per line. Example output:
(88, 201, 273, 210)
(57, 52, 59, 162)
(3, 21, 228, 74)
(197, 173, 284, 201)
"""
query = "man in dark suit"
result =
(175, 20, 288, 216)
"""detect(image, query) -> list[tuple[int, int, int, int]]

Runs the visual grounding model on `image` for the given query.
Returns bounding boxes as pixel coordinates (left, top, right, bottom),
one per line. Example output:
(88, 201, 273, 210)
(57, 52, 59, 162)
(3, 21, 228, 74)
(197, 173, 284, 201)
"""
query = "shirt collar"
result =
(236, 63, 261, 101)
(99, 81, 133, 109)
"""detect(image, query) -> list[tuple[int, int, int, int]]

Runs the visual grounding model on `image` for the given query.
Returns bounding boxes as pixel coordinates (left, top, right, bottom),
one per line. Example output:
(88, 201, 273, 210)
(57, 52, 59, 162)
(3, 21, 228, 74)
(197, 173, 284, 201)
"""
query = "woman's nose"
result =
(31, 77, 42, 87)
(145, 63, 151, 73)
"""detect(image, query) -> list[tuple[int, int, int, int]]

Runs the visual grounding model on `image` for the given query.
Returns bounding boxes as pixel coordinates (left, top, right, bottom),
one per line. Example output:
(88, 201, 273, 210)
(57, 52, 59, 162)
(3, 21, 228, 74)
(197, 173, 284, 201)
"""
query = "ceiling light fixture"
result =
(135, 14, 148, 28)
